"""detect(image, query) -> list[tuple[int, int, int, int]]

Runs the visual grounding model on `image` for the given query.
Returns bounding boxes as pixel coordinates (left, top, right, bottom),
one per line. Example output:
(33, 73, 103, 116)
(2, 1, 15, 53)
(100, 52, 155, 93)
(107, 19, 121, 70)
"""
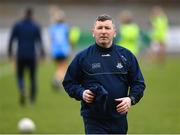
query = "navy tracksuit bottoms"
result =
(83, 116, 128, 134)
(17, 58, 36, 102)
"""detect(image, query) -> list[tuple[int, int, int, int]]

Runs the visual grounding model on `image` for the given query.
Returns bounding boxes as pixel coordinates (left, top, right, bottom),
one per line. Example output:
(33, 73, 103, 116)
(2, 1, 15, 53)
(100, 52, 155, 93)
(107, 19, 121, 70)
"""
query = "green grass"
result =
(0, 57, 180, 133)
(129, 57, 180, 133)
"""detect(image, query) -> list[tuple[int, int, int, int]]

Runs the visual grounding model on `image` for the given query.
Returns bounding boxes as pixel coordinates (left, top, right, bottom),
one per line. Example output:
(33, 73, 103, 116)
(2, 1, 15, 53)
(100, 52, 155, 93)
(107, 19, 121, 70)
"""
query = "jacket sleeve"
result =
(8, 24, 17, 58)
(36, 26, 45, 58)
(128, 54, 146, 105)
(62, 54, 85, 101)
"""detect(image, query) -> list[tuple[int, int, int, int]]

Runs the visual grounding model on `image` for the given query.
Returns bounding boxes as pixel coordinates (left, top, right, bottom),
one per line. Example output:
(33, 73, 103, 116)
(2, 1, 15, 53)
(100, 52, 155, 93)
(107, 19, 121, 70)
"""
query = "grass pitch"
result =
(0, 57, 179, 133)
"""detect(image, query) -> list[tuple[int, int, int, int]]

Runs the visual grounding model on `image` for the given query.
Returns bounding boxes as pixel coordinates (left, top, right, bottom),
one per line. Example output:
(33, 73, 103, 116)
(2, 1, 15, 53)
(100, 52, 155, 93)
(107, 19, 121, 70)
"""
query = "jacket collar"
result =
(95, 42, 114, 52)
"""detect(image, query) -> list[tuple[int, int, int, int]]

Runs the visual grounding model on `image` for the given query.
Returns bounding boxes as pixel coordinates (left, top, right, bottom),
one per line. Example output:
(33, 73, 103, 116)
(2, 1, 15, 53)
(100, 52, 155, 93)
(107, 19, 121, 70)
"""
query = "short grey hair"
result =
(94, 14, 115, 28)
(96, 14, 113, 22)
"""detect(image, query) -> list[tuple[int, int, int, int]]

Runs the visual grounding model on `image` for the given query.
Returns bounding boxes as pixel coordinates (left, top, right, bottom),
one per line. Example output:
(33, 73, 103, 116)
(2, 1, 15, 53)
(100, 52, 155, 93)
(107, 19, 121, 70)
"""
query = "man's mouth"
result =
(100, 37, 108, 39)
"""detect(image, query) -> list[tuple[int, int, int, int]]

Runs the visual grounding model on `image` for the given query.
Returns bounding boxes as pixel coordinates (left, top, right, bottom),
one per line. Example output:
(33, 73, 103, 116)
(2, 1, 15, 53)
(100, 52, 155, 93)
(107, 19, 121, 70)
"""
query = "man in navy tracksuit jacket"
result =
(8, 8, 45, 105)
(63, 14, 145, 134)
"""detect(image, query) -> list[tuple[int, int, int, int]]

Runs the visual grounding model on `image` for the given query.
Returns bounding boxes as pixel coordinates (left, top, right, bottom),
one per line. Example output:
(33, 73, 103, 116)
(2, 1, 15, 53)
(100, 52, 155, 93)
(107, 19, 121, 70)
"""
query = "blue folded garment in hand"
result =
(87, 84, 108, 112)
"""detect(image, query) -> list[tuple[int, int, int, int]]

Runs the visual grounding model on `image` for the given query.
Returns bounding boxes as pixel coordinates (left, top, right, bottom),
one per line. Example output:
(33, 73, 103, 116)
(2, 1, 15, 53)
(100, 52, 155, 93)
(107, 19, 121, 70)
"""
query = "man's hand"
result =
(83, 89, 95, 103)
(115, 97, 131, 114)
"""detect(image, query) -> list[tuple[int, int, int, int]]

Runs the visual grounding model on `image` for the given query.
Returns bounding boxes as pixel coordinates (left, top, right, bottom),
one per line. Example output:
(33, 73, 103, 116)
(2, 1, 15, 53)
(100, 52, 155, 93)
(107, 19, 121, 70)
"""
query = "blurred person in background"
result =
(63, 14, 145, 134)
(117, 10, 140, 57)
(149, 6, 169, 64)
(69, 26, 81, 49)
(49, 6, 72, 90)
(8, 7, 45, 106)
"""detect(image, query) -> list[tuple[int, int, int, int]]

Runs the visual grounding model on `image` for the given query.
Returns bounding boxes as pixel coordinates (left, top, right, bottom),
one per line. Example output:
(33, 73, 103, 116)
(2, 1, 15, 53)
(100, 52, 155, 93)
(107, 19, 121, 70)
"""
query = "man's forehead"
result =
(95, 20, 113, 26)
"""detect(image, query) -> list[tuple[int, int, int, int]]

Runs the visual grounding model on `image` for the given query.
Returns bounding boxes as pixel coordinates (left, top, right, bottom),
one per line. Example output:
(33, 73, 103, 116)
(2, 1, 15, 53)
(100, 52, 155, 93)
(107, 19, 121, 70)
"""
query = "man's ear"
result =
(92, 29, 95, 37)
(114, 30, 117, 38)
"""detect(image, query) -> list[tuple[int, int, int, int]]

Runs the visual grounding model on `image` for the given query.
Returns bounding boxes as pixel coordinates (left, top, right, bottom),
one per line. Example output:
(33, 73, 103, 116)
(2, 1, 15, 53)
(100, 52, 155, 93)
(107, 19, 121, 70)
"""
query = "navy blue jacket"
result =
(63, 43, 145, 119)
(8, 18, 44, 59)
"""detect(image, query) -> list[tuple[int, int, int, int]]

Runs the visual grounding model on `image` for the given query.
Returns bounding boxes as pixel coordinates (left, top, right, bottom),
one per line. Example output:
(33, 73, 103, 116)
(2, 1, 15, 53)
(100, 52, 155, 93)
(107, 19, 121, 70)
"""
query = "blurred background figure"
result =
(48, 6, 72, 90)
(117, 10, 140, 57)
(69, 26, 81, 49)
(8, 7, 45, 106)
(149, 6, 169, 64)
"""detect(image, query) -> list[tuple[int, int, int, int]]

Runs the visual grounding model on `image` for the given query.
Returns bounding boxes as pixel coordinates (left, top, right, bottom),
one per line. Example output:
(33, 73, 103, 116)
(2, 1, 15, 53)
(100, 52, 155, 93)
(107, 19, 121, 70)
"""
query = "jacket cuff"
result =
(79, 89, 85, 100)
(129, 96, 136, 105)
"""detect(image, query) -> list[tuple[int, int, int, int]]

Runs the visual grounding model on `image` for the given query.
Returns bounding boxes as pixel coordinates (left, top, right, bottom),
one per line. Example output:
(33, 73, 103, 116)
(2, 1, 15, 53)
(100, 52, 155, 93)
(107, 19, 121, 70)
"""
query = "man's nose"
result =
(101, 28, 106, 33)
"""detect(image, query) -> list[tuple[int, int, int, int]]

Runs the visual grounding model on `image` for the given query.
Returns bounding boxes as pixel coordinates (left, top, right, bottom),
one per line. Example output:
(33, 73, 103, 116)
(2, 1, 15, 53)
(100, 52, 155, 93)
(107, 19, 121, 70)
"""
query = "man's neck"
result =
(97, 42, 113, 48)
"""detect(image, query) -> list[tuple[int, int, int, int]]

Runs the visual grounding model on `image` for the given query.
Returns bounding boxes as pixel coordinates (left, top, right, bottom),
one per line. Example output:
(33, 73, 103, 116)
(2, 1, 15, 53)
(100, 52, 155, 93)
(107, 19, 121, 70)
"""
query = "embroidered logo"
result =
(101, 54, 111, 57)
(121, 55, 127, 61)
(92, 63, 101, 69)
(116, 62, 123, 69)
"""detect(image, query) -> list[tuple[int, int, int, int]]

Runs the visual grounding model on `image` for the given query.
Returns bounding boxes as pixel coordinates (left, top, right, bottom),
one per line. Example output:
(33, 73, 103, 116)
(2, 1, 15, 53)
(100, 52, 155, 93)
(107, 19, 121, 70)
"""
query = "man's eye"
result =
(105, 27, 111, 29)
(97, 27, 103, 29)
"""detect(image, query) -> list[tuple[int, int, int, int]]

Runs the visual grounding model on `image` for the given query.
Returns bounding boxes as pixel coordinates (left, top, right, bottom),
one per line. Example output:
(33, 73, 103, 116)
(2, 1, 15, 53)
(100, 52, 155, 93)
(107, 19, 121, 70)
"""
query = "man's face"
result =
(92, 20, 116, 48)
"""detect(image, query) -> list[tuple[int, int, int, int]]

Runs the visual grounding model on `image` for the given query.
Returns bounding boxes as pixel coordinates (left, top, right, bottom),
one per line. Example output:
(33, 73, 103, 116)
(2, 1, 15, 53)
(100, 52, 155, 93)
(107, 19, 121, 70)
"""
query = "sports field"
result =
(0, 56, 179, 134)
